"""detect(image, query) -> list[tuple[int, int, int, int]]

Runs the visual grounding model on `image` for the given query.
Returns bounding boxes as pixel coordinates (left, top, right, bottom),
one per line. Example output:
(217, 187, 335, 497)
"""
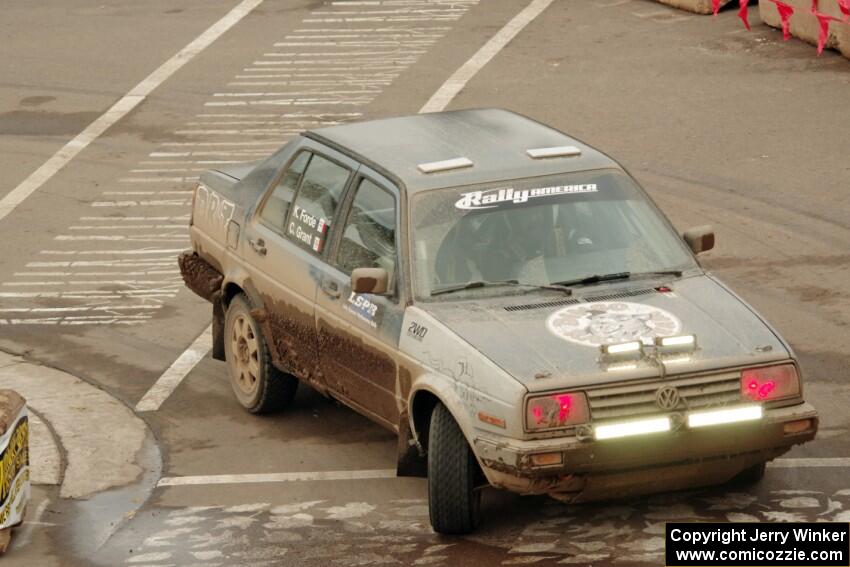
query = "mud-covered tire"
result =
(224, 294, 298, 414)
(428, 403, 481, 534)
(734, 461, 766, 485)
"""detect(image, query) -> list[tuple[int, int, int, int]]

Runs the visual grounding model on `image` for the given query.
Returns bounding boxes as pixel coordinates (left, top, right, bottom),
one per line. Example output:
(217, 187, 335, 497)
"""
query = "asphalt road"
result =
(1, 0, 849, 565)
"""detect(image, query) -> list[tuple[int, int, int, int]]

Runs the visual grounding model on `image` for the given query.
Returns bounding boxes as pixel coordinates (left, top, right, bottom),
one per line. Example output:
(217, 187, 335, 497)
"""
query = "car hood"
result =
(419, 275, 790, 392)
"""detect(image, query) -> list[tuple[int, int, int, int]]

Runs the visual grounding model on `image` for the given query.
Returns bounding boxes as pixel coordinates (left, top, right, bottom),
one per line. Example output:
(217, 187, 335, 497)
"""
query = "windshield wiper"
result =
(553, 270, 683, 288)
(431, 279, 572, 297)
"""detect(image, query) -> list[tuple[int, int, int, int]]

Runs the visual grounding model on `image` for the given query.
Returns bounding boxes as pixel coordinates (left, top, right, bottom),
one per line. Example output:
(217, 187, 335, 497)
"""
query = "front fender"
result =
(408, 377, 479, 451)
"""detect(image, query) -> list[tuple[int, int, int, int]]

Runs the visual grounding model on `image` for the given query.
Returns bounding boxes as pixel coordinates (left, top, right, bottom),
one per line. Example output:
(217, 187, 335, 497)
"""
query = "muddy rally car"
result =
(179, 109, 817, 534)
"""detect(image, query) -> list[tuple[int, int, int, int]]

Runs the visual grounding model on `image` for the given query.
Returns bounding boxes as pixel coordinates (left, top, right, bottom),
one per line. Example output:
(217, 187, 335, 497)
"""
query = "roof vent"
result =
(417, 157, 473, 174)
(526, 146, 581, 159)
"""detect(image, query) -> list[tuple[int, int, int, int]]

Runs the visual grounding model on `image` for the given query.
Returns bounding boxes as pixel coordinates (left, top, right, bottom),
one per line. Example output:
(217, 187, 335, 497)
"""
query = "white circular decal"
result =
(546, 301, 682, 347)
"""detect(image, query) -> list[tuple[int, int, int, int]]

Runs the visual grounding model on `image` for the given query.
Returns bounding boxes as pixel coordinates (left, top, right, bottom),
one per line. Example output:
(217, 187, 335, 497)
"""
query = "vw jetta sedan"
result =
(179, 109, 817, 534)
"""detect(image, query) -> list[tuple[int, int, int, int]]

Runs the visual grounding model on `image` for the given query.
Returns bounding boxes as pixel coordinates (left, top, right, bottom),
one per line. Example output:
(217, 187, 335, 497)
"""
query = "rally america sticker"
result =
(455, 184, 598, 210)
(546, 301, 681, 348)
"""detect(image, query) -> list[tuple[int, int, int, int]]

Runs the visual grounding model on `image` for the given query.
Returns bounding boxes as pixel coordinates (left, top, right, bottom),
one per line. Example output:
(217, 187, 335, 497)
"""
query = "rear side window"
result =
(259, 151, 310, 232)
(287, 154, 350, 254)
(336, 178, 397, 282)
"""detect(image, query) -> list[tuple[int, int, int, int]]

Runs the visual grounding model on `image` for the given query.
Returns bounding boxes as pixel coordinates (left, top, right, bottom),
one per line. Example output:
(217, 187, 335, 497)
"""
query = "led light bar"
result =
(600, 340, 643, 356)
(594, 416, 671, 440)
(687, 405, 763, 428)
(526, 145, 582, 159)
(656, 334, 696, 348)
(417, 157, 473, 174)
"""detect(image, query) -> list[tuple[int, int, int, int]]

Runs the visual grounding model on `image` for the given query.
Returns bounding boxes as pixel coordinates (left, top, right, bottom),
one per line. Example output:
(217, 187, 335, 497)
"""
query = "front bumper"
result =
(474, 402, 817, 499)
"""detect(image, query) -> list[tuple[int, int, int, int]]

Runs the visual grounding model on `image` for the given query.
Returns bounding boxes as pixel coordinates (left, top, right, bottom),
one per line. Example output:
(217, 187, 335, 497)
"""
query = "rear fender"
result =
(213, 269, 261, 362)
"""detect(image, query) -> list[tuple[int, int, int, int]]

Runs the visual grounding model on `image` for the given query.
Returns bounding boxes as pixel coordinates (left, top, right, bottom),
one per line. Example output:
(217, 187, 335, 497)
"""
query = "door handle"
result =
(248, 238, 266, 256)
(321, 279, 341, 299)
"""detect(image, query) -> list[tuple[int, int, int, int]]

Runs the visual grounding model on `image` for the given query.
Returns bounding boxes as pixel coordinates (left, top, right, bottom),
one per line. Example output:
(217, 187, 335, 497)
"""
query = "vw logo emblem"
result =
(655, 386, 681, 411)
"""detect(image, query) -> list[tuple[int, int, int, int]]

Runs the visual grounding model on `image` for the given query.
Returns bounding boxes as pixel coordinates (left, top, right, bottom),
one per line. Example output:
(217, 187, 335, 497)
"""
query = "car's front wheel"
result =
(224, 294, 298, 414)
(428, 402, 482, 534)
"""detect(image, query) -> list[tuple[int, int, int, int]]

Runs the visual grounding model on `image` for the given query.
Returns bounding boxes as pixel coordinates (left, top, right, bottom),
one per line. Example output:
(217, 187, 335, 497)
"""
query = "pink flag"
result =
(771, 1, 796, 40)
(814, 11, 834, 54)
(713, 0, 721, 15)
(838, 0, 850, 22)
(739, 0, 751, 30)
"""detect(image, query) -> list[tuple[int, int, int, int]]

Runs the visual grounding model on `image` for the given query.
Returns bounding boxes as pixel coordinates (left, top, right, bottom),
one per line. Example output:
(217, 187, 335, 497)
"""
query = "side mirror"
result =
(683, 225, 715, 255)
(351, 267, 388, 295)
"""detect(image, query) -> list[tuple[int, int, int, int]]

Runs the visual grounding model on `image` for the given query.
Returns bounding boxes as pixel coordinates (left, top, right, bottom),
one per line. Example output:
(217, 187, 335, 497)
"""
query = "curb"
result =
(0, 352, 155, 500)
(654, 0, 733, 15)
(760, 0, 850, 57)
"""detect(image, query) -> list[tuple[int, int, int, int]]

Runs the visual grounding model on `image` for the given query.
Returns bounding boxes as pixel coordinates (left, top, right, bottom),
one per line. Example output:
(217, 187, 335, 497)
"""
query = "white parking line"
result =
(158, 469, 398, 487)
(135, 325, 213, 412)
(420, 0, 554, 113)
(156, 458, 850, 488)
(0, 0, 264, 223)
(768, 458, 850, 468)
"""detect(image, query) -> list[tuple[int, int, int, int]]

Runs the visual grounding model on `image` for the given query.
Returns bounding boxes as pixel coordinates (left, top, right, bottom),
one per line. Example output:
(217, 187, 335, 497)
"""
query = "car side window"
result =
(286, 153, 350, 254)
(258, 151, 310, 233)
(336, 178, 397, 284)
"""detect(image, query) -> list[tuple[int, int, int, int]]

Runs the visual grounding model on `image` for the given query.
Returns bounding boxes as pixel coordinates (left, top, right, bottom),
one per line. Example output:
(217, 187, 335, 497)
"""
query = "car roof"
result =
(303, 108, 620, 194)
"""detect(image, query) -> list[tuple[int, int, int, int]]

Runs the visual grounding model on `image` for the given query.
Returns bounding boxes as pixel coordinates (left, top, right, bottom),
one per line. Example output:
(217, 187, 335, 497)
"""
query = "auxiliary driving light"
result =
(594, 416, 671, 440)
(655, 334, 697, 351)
(599, 340, 644, 361)
(687, 405, 763, 428)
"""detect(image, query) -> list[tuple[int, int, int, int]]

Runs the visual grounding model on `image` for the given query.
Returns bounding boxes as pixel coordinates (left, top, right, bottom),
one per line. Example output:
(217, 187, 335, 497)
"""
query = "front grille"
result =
(587, 371, 742, 423)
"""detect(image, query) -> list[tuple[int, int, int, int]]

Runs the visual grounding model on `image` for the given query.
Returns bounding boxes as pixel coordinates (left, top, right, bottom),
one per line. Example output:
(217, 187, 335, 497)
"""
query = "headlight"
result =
(525, 391, 590, 432)
(741, 363, 800, 402)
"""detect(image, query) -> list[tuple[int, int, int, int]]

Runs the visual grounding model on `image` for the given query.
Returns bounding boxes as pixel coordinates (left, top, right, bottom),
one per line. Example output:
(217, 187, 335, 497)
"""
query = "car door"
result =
(315, 168, 405, 430)
(241, 141, 357, 392)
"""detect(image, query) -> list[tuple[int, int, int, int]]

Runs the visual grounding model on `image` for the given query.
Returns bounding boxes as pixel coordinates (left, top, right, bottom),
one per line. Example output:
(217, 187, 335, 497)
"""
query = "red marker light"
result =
(554, 394, 572, 421)
(741, 364, 799, 402)
(526, 391, 590, 431)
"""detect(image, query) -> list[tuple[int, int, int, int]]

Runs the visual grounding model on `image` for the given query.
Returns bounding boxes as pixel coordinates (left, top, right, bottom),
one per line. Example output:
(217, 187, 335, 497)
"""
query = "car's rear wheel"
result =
(224, 294, 298, 414)
(428, 402, 481, 534)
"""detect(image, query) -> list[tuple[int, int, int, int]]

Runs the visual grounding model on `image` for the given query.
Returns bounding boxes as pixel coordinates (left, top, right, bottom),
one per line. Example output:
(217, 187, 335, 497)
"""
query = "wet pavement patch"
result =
(19, 96, 56, 107)
(0, 110, 101, 136)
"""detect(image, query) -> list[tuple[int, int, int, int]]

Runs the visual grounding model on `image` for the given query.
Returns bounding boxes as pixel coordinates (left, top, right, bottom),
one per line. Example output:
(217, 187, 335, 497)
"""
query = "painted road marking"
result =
(420, 0, 555, 113)
(135, 325, 213, 412)
(157, 469, 398, 487)
(0, 0, 264, 223)
(768, 458, 850, 468)
(156, 458, 850, 488)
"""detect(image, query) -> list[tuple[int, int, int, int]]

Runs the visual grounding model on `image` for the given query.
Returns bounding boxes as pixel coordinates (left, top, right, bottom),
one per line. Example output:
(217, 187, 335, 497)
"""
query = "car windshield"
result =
(411, 168, 698, 300)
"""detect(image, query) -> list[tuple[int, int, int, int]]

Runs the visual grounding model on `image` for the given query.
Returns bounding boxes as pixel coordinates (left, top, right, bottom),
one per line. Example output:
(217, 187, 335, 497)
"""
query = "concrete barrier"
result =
(0, 390, 29, 553)
(654, 0, 733, 15)
(760, 0, 850, 58)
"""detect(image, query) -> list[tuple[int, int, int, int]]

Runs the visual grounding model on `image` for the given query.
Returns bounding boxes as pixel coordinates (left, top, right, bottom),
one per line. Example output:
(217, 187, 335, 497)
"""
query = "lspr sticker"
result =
(547, 301, 681, 347)
(345, 292, 380, 329)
